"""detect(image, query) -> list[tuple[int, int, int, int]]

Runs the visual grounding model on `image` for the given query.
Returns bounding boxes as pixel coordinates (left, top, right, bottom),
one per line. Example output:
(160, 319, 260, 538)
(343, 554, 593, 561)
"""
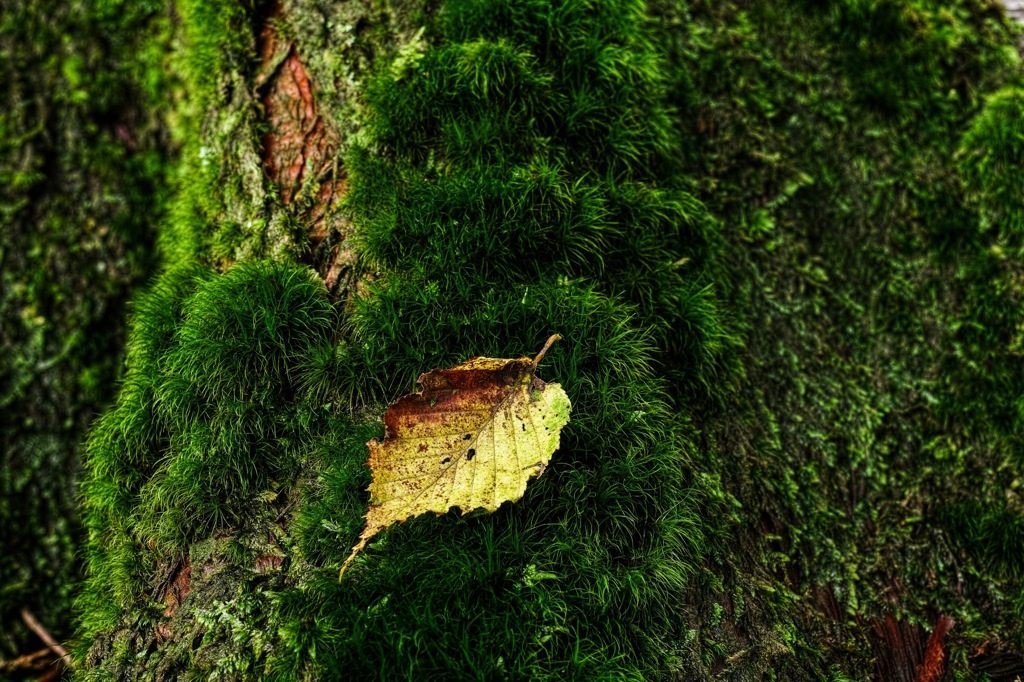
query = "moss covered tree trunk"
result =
(48, 0, 1024, 680)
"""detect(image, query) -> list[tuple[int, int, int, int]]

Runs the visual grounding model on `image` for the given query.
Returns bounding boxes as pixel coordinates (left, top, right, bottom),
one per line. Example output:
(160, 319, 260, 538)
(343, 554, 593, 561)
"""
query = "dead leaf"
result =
(340, 335, 571, 579)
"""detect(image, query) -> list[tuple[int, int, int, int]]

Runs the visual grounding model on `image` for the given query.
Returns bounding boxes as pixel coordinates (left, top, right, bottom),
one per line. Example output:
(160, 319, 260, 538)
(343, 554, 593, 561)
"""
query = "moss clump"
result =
(137, 262, 334, 547)
(959, 86, 1024, 242)
(348, 0, 736, 402)
(942, 501, 1024, 583)
(77, 264, 209, 634)
(78, 262, 334, 630)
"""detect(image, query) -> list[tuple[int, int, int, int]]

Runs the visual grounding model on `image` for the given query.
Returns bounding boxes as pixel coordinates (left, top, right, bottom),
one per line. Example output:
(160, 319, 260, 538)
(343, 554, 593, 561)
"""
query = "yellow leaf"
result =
(339, 335, 571, 579)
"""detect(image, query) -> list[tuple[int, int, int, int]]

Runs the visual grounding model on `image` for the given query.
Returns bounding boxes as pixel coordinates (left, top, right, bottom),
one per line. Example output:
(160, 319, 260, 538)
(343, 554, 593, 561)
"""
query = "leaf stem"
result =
(531, 334, 561, 369)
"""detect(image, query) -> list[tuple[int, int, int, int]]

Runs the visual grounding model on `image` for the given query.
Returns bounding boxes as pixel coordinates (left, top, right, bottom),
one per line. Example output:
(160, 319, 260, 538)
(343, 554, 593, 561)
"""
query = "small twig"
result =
(20, 608, 71, 669)
(274, 492, 298, 523)
(531, 334, 561, 370)
(0, 647, 51, 673)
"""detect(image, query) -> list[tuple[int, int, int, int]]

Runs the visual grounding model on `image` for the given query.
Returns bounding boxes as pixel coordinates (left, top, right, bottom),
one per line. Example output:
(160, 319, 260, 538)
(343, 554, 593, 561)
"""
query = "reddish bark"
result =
(154, 557, 192, 644)
(259, 41, 336, 208)
(864, 612, 955, 682)
(870, 613, 925, 682)
(916, 615, 954, 682)
(254, 554, 285, 573)
(256, 5, 353, 293)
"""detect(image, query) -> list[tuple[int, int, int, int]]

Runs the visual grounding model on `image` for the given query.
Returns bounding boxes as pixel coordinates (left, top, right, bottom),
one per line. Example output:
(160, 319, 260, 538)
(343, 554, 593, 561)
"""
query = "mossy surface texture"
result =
(0, 0, 172, 661)
(48, 0, 1024, 679)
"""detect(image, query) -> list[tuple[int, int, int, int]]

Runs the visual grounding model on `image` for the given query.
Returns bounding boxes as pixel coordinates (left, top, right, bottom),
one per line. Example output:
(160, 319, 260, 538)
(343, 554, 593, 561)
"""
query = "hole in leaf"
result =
(467, 448, 476, 461)
(441, 457, 451, 464)
(521, 423, 526, 431)
(463, 434, 472, 440)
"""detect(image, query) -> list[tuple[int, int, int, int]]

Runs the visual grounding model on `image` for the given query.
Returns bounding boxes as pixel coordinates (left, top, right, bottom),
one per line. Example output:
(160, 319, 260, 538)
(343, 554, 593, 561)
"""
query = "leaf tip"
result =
(338, 536, 370, 582)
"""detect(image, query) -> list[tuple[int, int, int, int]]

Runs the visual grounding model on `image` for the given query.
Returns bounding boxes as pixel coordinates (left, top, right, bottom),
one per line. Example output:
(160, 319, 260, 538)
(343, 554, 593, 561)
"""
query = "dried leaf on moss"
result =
(340, 335, 571, 579)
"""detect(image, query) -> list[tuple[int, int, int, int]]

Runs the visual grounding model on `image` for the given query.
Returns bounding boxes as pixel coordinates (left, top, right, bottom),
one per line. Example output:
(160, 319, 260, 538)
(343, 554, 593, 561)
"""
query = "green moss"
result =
(77, 0, 726, 678)
(347, 0, 737, 402)
(675, 0, 1024, 675)
(0, 0, 173, 657)
(959, 86, 1024, 242)
(942, 501, 1024, 583)
(265, 0, 731, 677)
(138, 262, 334, 547)
(77, 264, 210, 635)
(829, 0, 1016, 118)
(77, 261, 332, 630)
(73, 0, 1024, 679)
